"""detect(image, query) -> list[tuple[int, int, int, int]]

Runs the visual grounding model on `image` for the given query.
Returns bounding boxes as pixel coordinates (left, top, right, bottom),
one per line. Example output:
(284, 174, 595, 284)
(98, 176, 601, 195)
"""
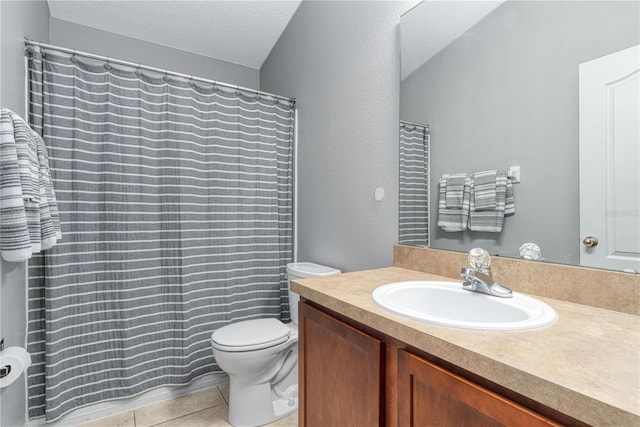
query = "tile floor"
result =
(78, 385, 297, 427)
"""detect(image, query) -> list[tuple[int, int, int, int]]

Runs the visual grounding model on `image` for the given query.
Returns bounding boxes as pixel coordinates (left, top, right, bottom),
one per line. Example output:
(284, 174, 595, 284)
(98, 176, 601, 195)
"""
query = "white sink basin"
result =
(372, 281, 557, 331)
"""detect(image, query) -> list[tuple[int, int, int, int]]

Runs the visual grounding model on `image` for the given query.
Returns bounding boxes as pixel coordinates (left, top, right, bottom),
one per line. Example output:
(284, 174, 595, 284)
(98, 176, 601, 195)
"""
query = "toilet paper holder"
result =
(0, 338, 11, 379)
(0, 342, 32, 388)
(0, 364, 11, 379)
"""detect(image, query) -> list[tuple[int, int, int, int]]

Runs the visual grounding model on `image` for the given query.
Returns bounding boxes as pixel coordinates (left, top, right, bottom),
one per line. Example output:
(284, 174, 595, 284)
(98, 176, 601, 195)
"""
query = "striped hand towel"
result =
(468, 172, 515, 232)
(0, 110, 30, 260)
(505, 177, 515, 215)
(35, 129, 62, 250)
(437, 174, 471, 232)
(473, 170, 498, 210)
(445, 173, 468, 208)
(0, 108, 61, 262)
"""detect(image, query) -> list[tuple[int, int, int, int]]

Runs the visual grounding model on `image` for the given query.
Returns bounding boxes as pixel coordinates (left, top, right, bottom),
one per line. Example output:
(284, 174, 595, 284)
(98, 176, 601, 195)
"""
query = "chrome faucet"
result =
(460, 248, 512, 298)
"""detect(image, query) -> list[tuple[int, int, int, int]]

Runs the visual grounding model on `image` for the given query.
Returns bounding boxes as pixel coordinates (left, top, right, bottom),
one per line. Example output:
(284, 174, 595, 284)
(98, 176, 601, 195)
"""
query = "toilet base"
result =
(272, 384, 298, 422)
(228, 381, 298, 427)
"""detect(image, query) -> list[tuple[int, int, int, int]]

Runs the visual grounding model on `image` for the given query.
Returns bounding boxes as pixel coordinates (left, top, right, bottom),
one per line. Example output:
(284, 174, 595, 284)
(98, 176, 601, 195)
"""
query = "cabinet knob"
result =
(583, 236, 598, 248)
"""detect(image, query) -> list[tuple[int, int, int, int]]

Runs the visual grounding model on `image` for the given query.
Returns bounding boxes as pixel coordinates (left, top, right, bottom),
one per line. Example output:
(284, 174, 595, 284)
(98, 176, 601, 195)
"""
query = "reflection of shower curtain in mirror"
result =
(399, 122, 429, 247)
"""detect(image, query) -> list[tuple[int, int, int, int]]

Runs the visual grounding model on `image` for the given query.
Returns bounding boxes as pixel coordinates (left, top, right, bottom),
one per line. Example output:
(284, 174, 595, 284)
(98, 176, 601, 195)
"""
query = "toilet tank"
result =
(286, 262, 341, 323)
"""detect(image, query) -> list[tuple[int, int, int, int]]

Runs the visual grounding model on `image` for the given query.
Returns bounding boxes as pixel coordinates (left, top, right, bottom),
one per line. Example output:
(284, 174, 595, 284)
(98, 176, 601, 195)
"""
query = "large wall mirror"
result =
(399, 0, 639, 271)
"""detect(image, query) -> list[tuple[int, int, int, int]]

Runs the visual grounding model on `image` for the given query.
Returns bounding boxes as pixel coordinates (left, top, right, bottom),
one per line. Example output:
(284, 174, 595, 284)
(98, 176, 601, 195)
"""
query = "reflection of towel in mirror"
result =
(438, 174, 471, 232)
(469, 172, 515, 232)
(445, 173, 468, 208)
(473, 170, 497, 210)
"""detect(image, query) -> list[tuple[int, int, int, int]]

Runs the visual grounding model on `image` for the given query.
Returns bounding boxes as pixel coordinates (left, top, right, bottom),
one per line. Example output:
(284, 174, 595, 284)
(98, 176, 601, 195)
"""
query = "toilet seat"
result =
(212, 318, 291, 352)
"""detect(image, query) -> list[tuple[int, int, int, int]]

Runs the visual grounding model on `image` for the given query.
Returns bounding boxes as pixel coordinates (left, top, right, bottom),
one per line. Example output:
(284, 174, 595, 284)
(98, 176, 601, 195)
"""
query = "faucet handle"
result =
(468, 248, 491, 271)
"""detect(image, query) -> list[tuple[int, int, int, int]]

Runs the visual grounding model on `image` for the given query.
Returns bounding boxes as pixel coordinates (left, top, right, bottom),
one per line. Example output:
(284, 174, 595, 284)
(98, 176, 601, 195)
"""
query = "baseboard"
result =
(28, 373, 229, 427)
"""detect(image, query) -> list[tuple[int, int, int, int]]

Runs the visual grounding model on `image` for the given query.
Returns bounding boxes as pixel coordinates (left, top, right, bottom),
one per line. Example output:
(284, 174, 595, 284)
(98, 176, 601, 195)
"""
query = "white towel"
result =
(468, 172, 515, 232)
(437, 174, 471, 232)
(0, 108, 61, 262)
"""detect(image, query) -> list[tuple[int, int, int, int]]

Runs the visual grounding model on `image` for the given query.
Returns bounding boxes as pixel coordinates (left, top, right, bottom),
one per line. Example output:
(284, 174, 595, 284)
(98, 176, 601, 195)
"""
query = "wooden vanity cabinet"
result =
(397, 350, 561, 427)
(300, 301, 567, 427)
(299, 301, 385, 427)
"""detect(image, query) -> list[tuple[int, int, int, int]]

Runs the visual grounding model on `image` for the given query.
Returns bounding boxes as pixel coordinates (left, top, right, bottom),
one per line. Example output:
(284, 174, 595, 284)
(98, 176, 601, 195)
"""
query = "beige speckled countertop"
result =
(292, 267, 640, 427)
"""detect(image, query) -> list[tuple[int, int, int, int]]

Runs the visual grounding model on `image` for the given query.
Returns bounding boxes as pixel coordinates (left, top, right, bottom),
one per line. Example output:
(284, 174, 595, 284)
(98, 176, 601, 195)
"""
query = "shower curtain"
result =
(399, 122, 429, 247)
(26, 46, 294, 421)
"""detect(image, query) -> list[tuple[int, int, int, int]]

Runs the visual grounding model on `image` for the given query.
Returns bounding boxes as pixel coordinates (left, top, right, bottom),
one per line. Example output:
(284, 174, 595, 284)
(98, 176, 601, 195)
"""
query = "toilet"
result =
(211, 262, 341, 427)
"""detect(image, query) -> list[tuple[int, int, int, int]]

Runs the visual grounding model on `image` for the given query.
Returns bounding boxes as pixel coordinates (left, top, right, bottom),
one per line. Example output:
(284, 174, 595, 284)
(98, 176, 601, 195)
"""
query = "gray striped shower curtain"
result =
(399, 122, 429, 247)
(26, 46, 294, 421)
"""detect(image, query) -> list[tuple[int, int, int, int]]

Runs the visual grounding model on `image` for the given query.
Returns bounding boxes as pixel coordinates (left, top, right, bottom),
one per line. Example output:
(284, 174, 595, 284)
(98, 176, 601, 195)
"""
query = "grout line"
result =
(142, 390, 229, 427)
(217, 386, 229, 405)
(146, 404, 227, 427)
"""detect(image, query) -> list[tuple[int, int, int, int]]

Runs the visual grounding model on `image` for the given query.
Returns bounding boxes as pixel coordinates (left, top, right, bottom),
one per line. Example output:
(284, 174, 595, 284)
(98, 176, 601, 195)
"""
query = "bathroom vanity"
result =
(293, 246, 640, 426)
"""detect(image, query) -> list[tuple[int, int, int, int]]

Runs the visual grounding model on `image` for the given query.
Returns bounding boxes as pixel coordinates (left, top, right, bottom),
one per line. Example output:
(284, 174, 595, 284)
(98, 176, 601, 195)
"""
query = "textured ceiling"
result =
(401, 0, 506, 80)
(46, 0, 302, 70)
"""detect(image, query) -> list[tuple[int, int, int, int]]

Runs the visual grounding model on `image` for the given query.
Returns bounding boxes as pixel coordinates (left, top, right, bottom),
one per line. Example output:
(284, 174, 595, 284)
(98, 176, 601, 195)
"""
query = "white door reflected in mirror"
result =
(579, 44, 640, 271)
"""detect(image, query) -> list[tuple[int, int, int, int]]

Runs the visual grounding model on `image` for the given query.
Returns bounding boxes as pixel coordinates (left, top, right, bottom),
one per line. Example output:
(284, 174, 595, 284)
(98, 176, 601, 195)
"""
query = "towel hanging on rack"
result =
(437, 173, 471, 232)
(473, 170, 498, 210)
(0, 108, 61, 262)
(468, 171, 515, 232)
(445, 172, 468, 208)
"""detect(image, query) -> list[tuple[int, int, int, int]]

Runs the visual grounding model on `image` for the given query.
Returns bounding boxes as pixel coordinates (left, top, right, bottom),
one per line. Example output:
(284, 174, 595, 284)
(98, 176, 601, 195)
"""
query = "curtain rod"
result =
(24, 39, 295, 104)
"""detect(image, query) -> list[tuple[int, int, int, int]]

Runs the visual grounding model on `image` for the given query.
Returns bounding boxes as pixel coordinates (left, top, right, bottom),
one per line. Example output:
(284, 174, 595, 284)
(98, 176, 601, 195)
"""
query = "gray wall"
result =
(401, 1, 639, 264)
(1, 0, 50, 114)
(50, 18, 259, 89)
(0, 2, 50, 425)
(261, 1, 408, 272)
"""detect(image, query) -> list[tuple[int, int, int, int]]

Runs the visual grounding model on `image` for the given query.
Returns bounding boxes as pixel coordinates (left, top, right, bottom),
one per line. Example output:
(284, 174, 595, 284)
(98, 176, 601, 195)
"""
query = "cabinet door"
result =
(397, 350, 560, 427)
(299, 302, 384, 427)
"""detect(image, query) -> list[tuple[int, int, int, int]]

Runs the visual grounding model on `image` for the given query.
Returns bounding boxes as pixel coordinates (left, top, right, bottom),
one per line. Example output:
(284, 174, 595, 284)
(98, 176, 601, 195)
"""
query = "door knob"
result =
(583, 236, 598, 247)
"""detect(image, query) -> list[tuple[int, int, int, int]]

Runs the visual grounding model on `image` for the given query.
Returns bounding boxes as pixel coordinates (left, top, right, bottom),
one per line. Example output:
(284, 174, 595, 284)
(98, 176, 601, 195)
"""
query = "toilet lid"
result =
(211, 318, 290, 352)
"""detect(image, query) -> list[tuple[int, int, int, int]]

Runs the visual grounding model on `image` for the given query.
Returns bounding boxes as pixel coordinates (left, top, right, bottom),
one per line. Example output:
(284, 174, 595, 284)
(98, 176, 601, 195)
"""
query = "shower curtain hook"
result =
(104, 57, 112, 71)
(189, 75, 195, 87)
(163, 70, 170, 82)
(135, 64, 142, 77)
(70, 50, 78, 64)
